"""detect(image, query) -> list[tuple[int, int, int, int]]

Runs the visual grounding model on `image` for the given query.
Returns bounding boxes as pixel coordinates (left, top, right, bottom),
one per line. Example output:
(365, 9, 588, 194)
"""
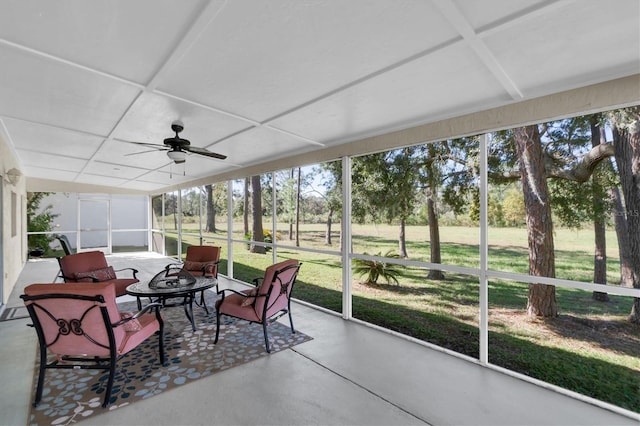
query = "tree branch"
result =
(545, 143, 615, 182)
(488, 143, 615, 183)
(488, 170, 521, 182)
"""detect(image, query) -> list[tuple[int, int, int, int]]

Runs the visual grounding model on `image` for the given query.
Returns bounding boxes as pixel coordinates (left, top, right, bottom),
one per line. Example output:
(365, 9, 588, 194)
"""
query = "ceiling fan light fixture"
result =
(167, 150, 186, 164)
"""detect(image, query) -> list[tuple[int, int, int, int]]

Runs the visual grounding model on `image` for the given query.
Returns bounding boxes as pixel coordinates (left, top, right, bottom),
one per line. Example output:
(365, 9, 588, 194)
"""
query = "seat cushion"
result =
(216, 290, 261, 322)
(183, 260, 217, 276)
(117, 311, 161, 356)
(254, 259, 299, 318)
(185, 246, 220, 263)
(241, 288, 258, 307)
(108, 278, 139, 297)
(59, 251, 109, 279)
(74, 266, 117, 282)
(119, 312, 142, 331)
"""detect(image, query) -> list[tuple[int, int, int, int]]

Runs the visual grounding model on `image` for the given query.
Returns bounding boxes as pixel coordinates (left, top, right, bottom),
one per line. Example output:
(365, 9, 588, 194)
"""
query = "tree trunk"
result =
(250, 175, 266, 254)
(399, 217, 408, 258)
(205, 184, 216, 233)
(173, 207, 178, 231)
(325, 208, 333, 245)
(427, 196, 444, 280)
(611, 113, 640, 323)
(590, 118, 608, 301)
(610, 185, 634, 286)
(514, 125, 557, 318)
(243, 178, 249, 237)
(592, 218, 609, 301)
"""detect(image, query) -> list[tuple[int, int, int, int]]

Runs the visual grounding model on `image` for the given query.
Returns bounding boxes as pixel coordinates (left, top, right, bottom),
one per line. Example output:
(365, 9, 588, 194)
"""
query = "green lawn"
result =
(199, 224, 639, 413)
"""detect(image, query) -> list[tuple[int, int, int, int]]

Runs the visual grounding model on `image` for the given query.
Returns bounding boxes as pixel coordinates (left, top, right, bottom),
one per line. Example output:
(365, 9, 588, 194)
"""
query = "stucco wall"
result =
(38, 192, 148, 251)
(1, 131, 26, 305)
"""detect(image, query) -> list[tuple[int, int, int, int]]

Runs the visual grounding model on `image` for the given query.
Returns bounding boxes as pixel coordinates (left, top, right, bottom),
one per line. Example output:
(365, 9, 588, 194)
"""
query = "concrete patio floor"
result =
(1, 253, 637, 426)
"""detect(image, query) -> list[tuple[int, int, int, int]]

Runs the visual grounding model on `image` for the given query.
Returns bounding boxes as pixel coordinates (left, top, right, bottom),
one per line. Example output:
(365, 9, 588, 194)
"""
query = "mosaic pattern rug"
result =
(28, 293, 312, 426)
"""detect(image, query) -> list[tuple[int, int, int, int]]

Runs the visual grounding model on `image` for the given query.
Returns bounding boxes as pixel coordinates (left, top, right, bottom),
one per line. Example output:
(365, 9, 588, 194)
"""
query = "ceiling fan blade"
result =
(125, 149, 166, 157)
(121, 140, 168, 150)
(185, 145, 227, 160)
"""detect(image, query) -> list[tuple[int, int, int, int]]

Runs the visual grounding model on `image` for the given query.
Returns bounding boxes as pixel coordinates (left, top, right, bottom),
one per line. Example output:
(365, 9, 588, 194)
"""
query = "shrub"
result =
(245, 230, 282, 251)
(27, 192, 57, 254)
(353, 250, 402, 285)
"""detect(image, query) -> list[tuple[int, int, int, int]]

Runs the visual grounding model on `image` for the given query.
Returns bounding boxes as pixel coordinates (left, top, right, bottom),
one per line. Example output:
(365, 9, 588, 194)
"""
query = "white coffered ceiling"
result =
(0, 0, 638, 194)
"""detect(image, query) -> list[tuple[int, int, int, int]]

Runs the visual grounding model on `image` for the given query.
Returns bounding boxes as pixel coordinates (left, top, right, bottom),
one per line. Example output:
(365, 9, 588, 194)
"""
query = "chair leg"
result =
(156, 309, 165, 365)
(184, 295, 196, 332)
(287, 300, 296, 333)
(214, 310, 221, 344)
(197, 290, 209, 314)
(33, 345, 47, 406)
(102, 356, 117, 408)
(262, 322, 271, 353)
(288, 309, 296, 334)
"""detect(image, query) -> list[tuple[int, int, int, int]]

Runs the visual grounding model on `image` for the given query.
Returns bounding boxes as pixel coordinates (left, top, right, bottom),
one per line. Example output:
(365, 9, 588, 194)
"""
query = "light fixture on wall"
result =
(3, 168, 21, 185)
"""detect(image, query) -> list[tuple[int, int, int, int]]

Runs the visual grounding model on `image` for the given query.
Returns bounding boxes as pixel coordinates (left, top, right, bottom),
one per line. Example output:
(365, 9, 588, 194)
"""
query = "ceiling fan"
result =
(125, 120, 227, 164)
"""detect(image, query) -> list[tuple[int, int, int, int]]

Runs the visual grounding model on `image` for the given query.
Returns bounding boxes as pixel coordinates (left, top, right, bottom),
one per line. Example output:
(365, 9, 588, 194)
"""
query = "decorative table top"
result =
(126, 268, 216, 297)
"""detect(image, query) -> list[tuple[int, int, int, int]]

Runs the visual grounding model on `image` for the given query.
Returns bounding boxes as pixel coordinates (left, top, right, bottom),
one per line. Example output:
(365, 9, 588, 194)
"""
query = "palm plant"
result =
(27, 192, 57, 255)
(353, 250, 401, 285)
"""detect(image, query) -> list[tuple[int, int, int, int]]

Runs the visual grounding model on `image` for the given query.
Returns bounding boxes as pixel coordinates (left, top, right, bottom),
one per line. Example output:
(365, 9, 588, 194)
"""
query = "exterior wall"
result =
(38, 192, 148, 251)
(0, 131, 26, 305)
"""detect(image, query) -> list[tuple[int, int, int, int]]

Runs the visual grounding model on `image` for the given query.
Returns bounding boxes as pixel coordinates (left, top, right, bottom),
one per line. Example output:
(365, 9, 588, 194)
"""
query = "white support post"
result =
(107, 196, 112, 254)
(341, 156, 353, 320)
(75, 195, 80, 251)
(479, 133, 489, 364)
(227, 180, 234, 279)
(162, 193, 166, 256)
(272, 172, 277, 264)
(146, 195, 152, 252)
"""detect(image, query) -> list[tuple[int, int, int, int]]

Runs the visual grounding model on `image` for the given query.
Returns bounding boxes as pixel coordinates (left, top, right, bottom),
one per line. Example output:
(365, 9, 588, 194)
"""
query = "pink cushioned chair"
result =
(214, 259, 301, 353)
(166, 245, 221, 313)
(21, 282, 165, 408)
(57, 250, 139, 297)
(180, 245, 221, 278)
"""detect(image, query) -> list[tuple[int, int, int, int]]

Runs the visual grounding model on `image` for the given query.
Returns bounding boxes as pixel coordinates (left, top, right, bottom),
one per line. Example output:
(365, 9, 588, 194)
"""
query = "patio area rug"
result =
(27, 292, 312, 426)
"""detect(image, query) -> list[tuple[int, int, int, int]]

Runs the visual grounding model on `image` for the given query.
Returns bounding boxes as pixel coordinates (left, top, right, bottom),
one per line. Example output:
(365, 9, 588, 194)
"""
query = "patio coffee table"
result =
(126, 270, 216, 332)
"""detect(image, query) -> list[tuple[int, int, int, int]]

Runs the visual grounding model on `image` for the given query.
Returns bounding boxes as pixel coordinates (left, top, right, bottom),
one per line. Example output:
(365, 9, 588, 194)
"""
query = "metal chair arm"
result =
(114, 267, 139, 279)
(216, 288, 264, 301)
(112, 302, 163, 327)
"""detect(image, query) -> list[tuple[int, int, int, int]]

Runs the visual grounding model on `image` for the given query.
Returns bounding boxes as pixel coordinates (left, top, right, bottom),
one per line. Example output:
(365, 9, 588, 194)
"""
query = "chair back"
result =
(21, 282, 123, 357)
(56, 235, 73, 255)
(184, 245, 221, 277)
(254, 259, 300, 318)
(58, 251, 109, 282)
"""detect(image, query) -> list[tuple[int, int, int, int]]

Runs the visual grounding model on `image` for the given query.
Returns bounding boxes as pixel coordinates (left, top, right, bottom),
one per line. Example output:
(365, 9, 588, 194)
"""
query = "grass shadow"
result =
(353, 235, 399, 247)
(542, 314, 640, 359)
(489, 330, 640, 413)
(295, 281, 639, 413)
